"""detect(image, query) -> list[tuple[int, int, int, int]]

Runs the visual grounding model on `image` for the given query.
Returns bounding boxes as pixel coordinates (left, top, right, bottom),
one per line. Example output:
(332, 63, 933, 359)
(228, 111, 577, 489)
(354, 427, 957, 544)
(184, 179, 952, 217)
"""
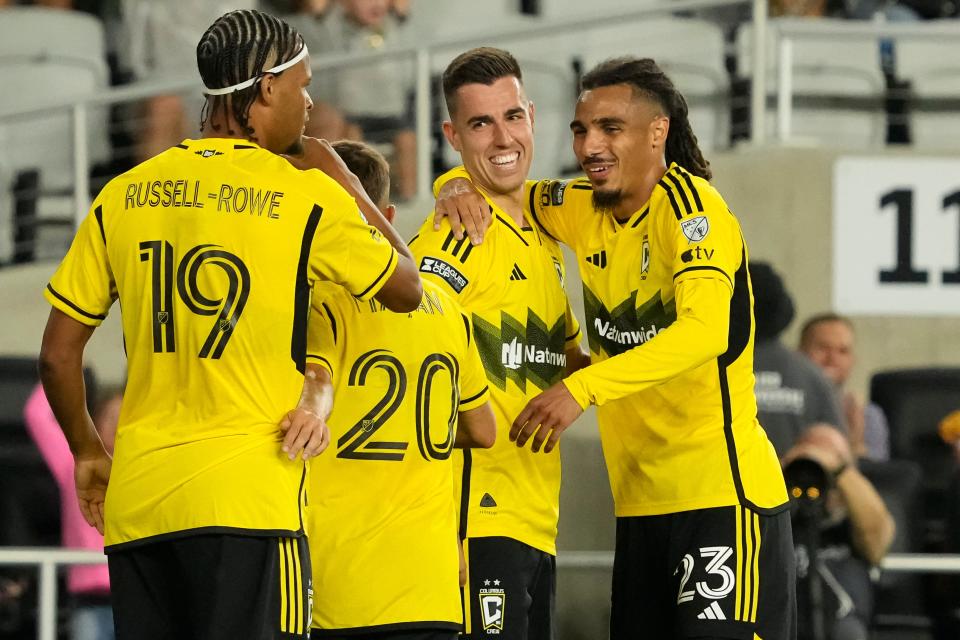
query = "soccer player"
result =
(304, 139, 496, 639)
(37, 10, 421, 640)
(409, 48, 588, 640)
(437, 57, 796, 639)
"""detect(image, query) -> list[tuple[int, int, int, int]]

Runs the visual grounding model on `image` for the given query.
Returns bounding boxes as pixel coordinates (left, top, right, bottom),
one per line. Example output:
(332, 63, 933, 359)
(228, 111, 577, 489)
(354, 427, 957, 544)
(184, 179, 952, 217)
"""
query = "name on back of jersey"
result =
(124, 179, 285, 219)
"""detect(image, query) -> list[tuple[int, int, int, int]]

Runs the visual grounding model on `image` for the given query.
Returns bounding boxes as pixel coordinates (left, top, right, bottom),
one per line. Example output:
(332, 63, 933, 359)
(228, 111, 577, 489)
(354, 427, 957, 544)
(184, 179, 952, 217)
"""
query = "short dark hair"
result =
(332, 140, 391, 208)
(581, 56, 712, 181)
(197, 9, 304, 139)
(442, 47, 523, 117)
(799, 313, 854, 348)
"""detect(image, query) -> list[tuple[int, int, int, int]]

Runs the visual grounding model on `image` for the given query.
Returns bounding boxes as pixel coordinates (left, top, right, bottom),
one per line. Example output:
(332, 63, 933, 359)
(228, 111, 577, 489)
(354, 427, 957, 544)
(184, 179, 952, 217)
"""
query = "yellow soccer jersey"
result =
(435, 163, 786, 517)
(46, 138, 399, 550)
(305, 280, 489, 632)
(525, 164, 787, 516)
(409, 200, 581, 556)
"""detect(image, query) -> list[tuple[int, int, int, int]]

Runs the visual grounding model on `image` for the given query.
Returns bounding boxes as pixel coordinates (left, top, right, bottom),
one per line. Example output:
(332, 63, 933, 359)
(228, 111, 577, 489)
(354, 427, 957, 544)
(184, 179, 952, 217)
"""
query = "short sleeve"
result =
(45, 201, 115, 326)
(305, 284, 345, 379)
(457, 312, 490, 411)
(306, 177, 398, 301)
(526, 178, 594, 251)
(408, 214, 481, 302)
(660, 182, 743, 293)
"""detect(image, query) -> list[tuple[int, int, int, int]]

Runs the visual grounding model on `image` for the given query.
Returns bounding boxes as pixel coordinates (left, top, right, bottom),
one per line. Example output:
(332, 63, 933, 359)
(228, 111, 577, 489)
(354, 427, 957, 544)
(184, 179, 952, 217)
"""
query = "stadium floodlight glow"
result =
(203, 45, 309, 96)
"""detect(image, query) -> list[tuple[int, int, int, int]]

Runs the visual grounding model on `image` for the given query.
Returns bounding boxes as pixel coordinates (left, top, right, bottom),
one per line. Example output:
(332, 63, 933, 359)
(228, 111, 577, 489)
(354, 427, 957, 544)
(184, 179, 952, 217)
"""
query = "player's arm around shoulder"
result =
(287, 137, 422, 312)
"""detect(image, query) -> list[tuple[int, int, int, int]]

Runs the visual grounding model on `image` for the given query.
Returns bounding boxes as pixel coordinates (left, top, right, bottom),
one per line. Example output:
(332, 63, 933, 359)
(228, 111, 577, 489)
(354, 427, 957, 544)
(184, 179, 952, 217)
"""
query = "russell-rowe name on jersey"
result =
(419, 257, 468, 293)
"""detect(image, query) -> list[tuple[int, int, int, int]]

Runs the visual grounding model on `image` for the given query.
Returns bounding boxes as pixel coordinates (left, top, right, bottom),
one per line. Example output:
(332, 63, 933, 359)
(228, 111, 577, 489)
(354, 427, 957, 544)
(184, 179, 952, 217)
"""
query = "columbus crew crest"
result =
(479, 580, 506, 633)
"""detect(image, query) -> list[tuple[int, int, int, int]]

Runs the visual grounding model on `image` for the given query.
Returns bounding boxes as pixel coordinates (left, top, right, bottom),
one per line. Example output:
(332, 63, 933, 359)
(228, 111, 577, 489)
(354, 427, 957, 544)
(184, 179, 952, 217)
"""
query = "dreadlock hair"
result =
(442, 47, 523, 118)
(196, 9, 303, 140)
(580, 57, 712, 181)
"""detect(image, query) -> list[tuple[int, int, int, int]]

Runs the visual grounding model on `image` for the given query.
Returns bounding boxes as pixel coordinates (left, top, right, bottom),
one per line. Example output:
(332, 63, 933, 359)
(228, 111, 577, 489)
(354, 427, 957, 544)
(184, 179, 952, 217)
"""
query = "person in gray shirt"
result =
(750, 261, 844, 457)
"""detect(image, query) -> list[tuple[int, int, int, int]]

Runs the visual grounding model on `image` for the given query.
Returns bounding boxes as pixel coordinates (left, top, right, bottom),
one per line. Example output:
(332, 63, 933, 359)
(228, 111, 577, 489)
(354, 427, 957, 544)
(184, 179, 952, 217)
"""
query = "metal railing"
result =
(2, 546, 959, 640)
(770, 20, 960, 142)
(0, 0, 763, 230)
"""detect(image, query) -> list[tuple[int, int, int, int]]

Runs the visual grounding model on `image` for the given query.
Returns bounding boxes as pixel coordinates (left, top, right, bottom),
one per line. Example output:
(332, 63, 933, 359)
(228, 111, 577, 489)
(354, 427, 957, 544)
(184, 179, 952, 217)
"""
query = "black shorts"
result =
(108, 533, 312, 640)
(611, 505, 796, 640)
(311, 630, 455, 640)
(462, 536, 555, 640)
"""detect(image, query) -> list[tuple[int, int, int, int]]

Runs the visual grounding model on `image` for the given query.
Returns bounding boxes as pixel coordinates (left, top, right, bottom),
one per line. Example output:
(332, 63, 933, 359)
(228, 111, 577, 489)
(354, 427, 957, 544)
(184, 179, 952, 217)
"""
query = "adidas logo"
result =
(585, 251, 607, 268)
(509, 264, 527, 281)
(480, 493, 498, 508)
(697, 601, 726, 620)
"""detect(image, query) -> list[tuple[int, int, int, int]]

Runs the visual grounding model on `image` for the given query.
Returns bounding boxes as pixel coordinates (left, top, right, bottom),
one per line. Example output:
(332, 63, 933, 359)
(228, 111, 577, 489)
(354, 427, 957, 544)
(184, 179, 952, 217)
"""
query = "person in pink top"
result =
(24, 383, 120, 640)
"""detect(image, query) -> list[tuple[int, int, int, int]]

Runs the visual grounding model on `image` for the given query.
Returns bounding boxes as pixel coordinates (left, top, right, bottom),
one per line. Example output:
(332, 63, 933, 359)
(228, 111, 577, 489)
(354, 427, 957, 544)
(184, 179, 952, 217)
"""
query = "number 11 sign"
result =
(833, 157, 960, 316)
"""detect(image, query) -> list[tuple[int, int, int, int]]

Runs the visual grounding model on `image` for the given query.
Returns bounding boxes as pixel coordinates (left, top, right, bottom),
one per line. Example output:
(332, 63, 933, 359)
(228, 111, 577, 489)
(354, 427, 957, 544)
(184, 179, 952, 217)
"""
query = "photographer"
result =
(783, 424, 896, 640)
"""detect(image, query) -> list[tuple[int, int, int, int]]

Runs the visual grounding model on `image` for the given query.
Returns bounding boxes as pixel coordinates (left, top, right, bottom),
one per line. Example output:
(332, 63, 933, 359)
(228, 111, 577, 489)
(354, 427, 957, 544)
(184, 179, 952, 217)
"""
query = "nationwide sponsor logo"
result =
(479, 580, 506, 633)
(681, 246, 715, 263)
(583, 286, 677, 357)
(419, 257, 468, 293)
(681, 215, 710, 243)
(473, 310, 568, 391)
(501, 337, 566, 371)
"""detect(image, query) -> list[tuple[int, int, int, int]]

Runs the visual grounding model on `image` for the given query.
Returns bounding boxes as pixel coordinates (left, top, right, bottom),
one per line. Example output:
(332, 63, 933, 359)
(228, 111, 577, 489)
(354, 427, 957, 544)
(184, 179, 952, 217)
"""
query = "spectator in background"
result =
(24, 383, 122, 640)
(288, 0, 417, 200)
(799, 313, 891, 461)
(119, 0, 258, 161)
(751, 261, 844, 457)
(783, 424, 895, 640)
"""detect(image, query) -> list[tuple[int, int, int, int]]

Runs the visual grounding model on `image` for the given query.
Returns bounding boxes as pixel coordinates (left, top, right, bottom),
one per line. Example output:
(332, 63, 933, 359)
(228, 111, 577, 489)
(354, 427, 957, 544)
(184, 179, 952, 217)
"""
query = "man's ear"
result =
(259, 73, 278, 105)
(382, 203, 397, 225)
(651, 115, 669, 149)
(528, 100, 536, 131)
(441, 120, 460, 153)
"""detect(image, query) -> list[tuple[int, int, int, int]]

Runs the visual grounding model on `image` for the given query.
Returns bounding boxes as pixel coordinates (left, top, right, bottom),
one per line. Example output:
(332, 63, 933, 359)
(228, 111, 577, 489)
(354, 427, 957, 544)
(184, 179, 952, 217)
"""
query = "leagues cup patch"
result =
(680, 215, 710, 243)
(419, 257, 468, 293)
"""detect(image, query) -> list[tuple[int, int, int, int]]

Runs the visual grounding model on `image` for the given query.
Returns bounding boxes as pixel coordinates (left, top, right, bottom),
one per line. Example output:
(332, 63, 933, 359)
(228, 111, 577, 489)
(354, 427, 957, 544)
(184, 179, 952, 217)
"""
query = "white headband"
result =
(203, 45, 309, 96)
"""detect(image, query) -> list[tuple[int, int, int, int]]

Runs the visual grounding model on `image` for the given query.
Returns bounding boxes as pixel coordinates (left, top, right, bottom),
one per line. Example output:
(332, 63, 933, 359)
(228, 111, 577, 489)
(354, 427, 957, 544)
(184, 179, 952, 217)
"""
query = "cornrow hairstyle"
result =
(442, 47, 523, 118)
(581, 56, 712, 181)
(332, 140, 391, 209)
(798, 312, 854, 349)
(196, 9, 304, 139)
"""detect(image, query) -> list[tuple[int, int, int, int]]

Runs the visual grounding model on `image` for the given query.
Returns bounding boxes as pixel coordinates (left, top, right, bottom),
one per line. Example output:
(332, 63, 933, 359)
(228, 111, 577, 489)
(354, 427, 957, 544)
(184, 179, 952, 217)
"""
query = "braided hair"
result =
(581, 57, 712, 181)
(196, 9, 303, 139)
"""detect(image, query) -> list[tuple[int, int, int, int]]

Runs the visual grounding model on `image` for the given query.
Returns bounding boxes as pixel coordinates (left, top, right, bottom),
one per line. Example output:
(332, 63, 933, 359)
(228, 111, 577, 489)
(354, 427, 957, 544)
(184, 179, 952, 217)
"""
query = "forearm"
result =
(348, 176, 414, 261)
(563, 279, 729, 407)
(837, 468, 896, 565)
(38, 311, 103, 459)
(299, 364, 334, 420)
(564, 345, 591, 377)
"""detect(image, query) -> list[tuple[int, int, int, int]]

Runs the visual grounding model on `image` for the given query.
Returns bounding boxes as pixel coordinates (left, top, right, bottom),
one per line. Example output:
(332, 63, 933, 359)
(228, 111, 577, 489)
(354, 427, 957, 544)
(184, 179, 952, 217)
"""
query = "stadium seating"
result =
(870, 368, 960, 552)
(893, 21, 960, 149)
(736, 18, 887, 149)
(0, 7, 111, 262)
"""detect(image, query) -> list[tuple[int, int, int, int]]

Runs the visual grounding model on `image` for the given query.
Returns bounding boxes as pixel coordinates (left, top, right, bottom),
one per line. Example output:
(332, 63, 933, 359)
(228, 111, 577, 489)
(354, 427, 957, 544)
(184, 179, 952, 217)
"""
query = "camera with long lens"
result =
(784, 456, 834, 640)
(784, 456, 832, 525)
